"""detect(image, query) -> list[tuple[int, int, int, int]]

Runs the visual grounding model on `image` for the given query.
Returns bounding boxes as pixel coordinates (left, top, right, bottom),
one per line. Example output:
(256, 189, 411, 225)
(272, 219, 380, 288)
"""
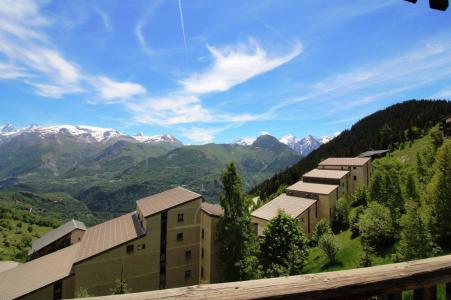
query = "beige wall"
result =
(70, 229, 85, 245)
(165, 199, 201, 289)
(316, 191, 338, 226)
(200, 211, 223, 284)
(318, 162, 371, 195)
(18, 276, 74, 300)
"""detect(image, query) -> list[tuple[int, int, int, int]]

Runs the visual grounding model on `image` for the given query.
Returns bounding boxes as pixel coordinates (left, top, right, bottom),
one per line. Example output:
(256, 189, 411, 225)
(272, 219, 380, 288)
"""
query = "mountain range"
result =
(0, 125, 306, 218)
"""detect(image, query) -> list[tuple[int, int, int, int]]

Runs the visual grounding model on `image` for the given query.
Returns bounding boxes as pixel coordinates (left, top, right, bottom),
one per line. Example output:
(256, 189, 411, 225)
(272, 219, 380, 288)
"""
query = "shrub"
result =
(311, 219, 332, 245)
(318, 233, 340, 263)
(349, 206, 365, 237)
(334, 197, 351, 230)
(358, 202, 395, 250)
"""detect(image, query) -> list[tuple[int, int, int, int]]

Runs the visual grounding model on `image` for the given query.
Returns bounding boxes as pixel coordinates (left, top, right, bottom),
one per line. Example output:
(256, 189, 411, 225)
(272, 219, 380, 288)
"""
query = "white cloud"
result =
(179, 127, 221, 143)
(94, 76, 146, 101)
(0, 63, 29, 79)
(180, 39, 302, 94)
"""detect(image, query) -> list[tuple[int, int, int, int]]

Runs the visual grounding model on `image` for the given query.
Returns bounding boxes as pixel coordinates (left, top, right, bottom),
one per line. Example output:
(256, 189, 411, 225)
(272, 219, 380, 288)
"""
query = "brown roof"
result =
(29, 219, 86, 255)
(251, 194, 316, 221)
(137, 186, 201, 218)
(319, 157, 370, 166)
(287, 181, 338, 195)
(201, 202, 223, 217)
(303, 169, 349, 180)
(75, 212, 144, 263)
(0, 243, 80, 300)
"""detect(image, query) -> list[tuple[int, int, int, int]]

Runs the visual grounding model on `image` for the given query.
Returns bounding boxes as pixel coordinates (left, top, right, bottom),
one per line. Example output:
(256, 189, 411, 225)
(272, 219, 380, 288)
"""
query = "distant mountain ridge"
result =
(0, 124, 182, 145)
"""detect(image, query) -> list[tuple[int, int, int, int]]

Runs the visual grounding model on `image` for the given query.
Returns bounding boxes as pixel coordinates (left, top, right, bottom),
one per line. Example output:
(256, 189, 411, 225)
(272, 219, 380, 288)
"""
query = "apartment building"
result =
(318, 157, 371, 194)
(302, 169, 351, 198)
(251, 193, 317, 236)
(0, 187, 224, 300)
(251, 157, 372, 237)
(28, 219, 86, 260)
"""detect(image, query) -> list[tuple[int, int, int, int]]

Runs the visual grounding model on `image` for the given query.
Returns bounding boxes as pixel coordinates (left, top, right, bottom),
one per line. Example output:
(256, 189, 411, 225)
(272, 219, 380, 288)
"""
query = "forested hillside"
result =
(251, 100, 451, 199)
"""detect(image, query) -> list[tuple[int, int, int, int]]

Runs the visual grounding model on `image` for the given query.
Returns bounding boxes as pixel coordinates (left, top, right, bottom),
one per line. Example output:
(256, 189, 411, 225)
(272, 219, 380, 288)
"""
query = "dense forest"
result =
(250, 100, 451, 200)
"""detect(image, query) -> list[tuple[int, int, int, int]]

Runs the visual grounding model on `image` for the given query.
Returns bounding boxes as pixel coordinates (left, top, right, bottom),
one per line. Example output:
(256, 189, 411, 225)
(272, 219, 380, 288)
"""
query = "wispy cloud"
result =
(181, 39, 302, 94)
(93, 76, 147, 102)
(134, 0, 162, 56)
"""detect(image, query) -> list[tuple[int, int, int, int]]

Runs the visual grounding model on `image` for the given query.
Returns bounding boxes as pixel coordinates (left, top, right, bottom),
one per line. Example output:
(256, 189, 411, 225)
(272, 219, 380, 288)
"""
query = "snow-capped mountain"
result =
(0, 124, 182, 145)
(278, 134, 335, 156)
(131, 133, 181, 144)
(233, 137, 254, 146)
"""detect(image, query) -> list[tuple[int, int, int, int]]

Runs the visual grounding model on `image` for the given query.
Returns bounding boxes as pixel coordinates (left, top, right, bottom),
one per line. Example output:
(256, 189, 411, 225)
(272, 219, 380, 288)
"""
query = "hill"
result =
(250, 100, 451, 199)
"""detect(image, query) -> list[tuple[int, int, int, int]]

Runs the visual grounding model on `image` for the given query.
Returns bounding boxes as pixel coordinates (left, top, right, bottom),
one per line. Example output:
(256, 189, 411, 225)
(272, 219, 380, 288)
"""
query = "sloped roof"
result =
(251, 194, 316, 221)
(319, 157, 370, 166)
(359, 150, 389, 157)
(201, 202, 223, 217)
(287, 181, 338, 195)
(303, 169, 349, 180)
(136, 186, 201, 218)
(29, 219, 86, 255)
(75, 212, 145, 263)
(0, 243, 80, 300)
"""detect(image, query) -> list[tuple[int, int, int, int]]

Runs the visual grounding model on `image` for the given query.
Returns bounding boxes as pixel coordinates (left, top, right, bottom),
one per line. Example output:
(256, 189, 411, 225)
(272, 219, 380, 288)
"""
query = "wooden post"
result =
(446, 282, 451, 300)
(414, 286, 436, 300)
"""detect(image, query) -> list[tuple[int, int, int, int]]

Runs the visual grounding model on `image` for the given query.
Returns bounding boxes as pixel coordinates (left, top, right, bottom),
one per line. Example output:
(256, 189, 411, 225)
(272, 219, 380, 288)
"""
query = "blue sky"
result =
(0, 0, 450, 144)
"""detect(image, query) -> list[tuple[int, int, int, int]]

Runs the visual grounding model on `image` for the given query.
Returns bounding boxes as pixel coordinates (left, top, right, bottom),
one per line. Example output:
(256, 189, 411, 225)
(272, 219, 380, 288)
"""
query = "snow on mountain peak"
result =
(279, 134, 296, 145)
(278, 133, 334, 156)
(0, 124, 181, 144)
(234, 137, 255, 146)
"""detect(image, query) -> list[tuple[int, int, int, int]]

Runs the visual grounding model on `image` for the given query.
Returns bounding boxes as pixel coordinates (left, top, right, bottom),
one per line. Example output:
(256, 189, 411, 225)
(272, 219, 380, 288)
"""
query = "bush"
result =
(318, 233, 340, 263)
(27, 226, 33, 233)
(358, 202, 395, 250)
(334, 197, 351, 230)
(311, 219, 332, 245)
(349, 206, 365, 237)
(352, 187, 369, 207)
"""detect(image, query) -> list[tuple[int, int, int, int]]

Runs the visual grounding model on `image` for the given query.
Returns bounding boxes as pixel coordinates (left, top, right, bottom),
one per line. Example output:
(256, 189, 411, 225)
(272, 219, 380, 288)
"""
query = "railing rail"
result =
(80, 255, 451, 300)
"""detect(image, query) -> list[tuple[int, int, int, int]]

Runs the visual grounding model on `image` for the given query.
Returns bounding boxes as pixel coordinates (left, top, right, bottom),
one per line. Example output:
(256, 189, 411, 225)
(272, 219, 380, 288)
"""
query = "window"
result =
(177, 233, 184, 241)
(185, 250, 192, 259)
(185, 270, 191, 280)
(201, 267, 204, 278)
(160, 253, 166, 261)
(353, 176, 357, 181)
(301, 217, 304, 222)
(201, 228, 204, 239)
(329, 208, 332, 217)
(137, 244, 146, 250)
(353, 166, 356, 170)
(201, 247, 204, 258)
(53, 280, 62, 300)
(348, 166, 351, 170)
(126, 244, 134, 254)
(177, 213, 184, 222)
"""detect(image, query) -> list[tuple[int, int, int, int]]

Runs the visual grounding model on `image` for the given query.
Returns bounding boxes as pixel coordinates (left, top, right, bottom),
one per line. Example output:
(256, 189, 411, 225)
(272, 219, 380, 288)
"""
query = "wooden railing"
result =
(80, 255, 451, 299)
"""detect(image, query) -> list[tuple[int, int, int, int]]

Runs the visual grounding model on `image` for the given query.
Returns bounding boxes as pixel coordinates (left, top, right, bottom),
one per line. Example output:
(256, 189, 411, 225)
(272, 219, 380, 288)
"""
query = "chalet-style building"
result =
(0, 187, 223, 300)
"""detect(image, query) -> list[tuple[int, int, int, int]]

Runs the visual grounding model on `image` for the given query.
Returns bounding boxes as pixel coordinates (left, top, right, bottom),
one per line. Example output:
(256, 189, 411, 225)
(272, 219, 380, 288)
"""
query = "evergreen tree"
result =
(383, 173, 404, 222)
(427, 140, 451, 250)
(405, 173, 419, 201)
(218, 162, 261, 281)
(260, 211, 309, 277)
(352, 186, 369, 207)
(416, 152, 426, 183)
(369, 172, 385, 203)
(396, 202, 438, 262)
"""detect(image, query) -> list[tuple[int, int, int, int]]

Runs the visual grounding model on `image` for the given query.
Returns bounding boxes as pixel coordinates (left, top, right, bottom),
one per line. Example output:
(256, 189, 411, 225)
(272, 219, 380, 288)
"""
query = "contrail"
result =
(177, 0, 188, 56)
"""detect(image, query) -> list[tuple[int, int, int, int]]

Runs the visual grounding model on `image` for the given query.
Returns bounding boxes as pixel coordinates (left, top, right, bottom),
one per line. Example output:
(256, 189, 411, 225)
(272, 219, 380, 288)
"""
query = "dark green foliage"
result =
(260, 211, 309, 277)
(359, 241, 374, 267)
(358, 202, 395, 250)
(251, 100, 451, 199)
(351, 186, 369, 207)
(218, 163, 261, 281)
(349, 206, 365, 237)
(395, 202, 438, 262)
(318, 233, 340, 263)
(369, 173, 384, 203)
(311, 219, 332, 245)
(416, 152, 426, 183)
(405, 173, 419, 201)
(426, 140, 451, 250)
(334, 197, 351, 230)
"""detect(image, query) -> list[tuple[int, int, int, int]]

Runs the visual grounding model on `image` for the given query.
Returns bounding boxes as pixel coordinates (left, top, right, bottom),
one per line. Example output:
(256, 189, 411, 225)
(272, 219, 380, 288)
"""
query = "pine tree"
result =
(405, 173, 419, 201)
(260, 211, 309, 277)
(383, 173, 404, 222)
(218, 162, 261, 281)
(416, 152, 426, 183)
(369, 172, 384, 203)
(427, 140, 451, 250)
(396, 202, 438, 262)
